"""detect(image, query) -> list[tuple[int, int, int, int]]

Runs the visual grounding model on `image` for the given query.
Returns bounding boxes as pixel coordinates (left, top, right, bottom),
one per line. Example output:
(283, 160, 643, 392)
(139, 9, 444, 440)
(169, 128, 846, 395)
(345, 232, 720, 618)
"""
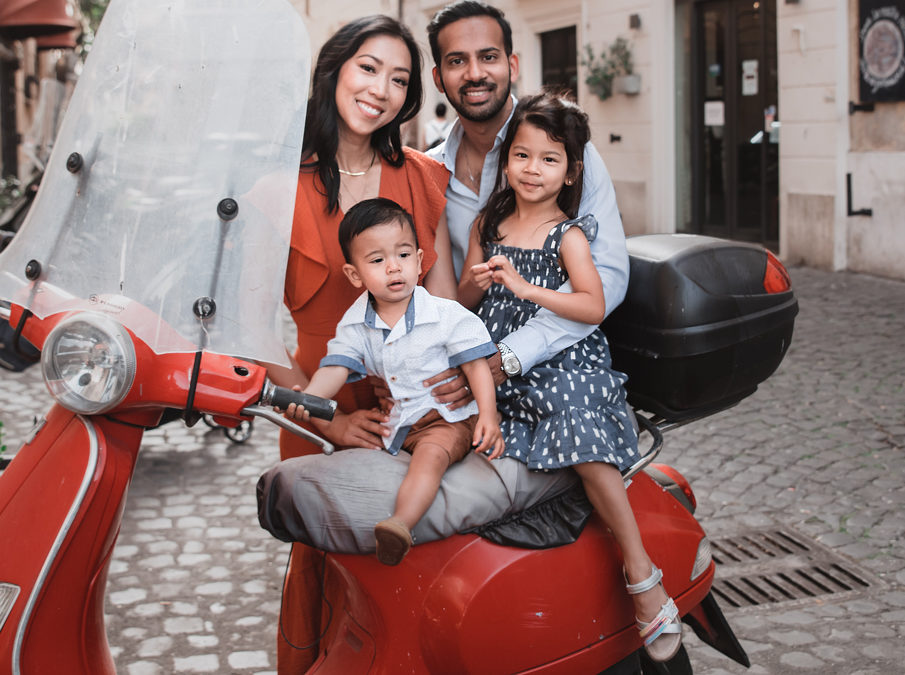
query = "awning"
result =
(35, 27, 78, 50)
(0, 0, 79, 41)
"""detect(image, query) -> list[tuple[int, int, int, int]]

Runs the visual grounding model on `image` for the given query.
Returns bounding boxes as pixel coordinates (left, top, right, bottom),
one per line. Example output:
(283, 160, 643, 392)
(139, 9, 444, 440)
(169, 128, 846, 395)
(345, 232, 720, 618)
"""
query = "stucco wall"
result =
(845, 0, 905, 280)
(580, 1, 653, 235)
(777, 0, 845, 269)
(779, 0, 905, 281)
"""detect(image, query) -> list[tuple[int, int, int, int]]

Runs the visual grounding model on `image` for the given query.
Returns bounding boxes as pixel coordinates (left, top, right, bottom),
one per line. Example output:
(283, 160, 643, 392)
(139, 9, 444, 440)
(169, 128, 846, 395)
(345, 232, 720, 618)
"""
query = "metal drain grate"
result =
(709, 527, 877, 609)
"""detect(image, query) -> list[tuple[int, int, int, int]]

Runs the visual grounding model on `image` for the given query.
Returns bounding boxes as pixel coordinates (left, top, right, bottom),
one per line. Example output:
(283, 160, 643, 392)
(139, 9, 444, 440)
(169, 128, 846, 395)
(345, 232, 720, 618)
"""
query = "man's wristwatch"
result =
(497, 342, 522, 377)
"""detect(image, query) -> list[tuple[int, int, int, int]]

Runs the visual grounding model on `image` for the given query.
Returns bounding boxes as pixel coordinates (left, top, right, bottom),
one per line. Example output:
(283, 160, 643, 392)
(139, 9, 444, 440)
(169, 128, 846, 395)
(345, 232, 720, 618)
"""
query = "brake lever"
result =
(240, 405, 335, 455)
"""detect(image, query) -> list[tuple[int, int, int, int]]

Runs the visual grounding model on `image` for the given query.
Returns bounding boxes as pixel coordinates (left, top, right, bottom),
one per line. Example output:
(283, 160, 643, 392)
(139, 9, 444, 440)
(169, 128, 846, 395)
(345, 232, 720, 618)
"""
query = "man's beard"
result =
(447, 76, 511, 123)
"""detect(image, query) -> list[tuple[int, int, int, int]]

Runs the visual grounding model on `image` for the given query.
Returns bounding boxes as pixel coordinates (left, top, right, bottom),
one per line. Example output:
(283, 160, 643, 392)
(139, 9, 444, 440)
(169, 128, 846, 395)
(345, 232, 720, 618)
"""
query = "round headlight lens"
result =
(41, 312, 136, 414)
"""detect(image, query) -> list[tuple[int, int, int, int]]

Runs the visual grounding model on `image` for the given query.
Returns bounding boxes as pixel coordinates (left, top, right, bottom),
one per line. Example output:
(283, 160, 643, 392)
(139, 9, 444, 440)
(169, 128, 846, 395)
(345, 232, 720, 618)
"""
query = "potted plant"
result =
(581, 37, 640, 101)
(609, 37, 640, 95)
(581, 44, 615, 100)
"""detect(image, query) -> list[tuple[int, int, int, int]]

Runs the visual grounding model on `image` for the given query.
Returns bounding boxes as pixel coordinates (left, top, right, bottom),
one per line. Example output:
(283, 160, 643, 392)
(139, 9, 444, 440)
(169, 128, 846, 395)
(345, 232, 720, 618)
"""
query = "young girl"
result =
(458, 92, 683, 662)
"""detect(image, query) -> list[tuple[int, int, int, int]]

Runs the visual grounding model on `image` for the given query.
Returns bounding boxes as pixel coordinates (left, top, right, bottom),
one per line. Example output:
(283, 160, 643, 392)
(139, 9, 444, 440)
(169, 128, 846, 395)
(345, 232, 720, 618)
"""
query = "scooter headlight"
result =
(41, 312, 136, 414)
(691, 536, 713, 581)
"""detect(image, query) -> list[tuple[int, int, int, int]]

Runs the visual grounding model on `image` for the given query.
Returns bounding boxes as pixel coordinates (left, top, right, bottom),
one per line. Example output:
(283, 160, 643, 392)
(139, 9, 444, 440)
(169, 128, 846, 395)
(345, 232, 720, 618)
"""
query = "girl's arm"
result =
(457, 220, 494, 310)
(459, 358, 504, 460)
(423, 211, 457, 300)
(489, 227, 605, 324)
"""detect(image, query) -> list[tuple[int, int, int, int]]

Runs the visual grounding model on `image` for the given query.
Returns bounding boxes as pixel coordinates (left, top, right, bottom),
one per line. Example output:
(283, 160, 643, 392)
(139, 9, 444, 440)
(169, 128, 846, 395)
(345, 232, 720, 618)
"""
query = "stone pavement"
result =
(0, 264, 903, 674)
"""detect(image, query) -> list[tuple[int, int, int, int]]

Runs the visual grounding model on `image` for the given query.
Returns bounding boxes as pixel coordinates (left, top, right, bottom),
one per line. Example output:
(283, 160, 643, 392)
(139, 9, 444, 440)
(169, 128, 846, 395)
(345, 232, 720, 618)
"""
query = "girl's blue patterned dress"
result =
(476, 215, 638, 471)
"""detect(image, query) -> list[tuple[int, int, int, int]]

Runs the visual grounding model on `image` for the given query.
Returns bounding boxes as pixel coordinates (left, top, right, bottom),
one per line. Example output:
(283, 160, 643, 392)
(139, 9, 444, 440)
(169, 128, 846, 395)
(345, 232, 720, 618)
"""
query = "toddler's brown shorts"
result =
(401, 409, 476, 465)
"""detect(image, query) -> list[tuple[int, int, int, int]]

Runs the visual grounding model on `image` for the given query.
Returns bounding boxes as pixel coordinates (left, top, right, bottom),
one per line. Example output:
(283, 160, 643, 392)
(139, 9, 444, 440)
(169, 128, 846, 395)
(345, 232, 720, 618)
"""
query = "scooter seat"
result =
(257, 449, 579, 553)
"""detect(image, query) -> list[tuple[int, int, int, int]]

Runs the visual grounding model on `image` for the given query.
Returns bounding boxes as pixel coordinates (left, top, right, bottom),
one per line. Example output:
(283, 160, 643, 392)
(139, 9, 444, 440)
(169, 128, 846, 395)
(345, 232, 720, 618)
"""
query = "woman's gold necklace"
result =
(339, 164, 379, 210)
(337, 151, 376, 177)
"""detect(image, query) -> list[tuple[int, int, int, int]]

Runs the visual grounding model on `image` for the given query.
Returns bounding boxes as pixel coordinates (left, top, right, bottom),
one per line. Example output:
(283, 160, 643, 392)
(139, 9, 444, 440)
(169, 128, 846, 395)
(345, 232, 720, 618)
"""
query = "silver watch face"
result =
(502, 354, 520, 376)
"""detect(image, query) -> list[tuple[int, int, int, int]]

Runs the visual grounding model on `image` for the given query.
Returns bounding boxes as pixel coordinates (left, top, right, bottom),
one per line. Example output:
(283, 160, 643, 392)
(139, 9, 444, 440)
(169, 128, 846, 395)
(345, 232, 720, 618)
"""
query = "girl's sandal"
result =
(625, 565, 683, 662)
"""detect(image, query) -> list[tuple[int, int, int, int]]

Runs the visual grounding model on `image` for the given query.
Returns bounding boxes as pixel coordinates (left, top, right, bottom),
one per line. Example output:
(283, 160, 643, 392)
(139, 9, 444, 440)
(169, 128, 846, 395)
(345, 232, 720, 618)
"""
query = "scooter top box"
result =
(602, 234, 798, 422)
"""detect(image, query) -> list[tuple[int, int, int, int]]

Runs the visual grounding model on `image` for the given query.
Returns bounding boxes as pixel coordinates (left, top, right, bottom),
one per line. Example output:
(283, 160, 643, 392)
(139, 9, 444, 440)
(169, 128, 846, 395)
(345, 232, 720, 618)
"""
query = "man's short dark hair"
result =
(338, 198, 418, 263)
(427, 0, 513, 68)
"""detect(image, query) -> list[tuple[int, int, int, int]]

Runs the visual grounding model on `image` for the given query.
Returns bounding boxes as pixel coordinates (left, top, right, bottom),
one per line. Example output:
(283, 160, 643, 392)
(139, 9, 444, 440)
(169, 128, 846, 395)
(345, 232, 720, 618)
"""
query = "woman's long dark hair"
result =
(302, 15, 423, 213)
(477, 92, 590, 248)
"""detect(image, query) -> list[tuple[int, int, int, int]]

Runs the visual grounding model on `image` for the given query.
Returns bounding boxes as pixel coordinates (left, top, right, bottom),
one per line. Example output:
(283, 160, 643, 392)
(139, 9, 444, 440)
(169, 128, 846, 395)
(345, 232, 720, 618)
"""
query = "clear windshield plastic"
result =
(0, 0, 310, 366)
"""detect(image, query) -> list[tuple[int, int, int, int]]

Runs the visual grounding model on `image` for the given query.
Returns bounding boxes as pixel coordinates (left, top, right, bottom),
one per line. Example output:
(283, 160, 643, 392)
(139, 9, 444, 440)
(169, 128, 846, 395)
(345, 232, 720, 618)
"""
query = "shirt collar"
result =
(339, 287, 439, 335)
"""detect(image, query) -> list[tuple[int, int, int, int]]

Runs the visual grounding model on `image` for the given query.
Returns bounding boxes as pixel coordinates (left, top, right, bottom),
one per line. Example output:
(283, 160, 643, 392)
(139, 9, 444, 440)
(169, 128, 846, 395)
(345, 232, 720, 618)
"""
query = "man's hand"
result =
(487, 350, 506, 386)
(424, 366, 473, 411)
(313, 408, 390, 450)
(274, 385, 390, 449)
(368, 375, 394, 415)
(424, 352, 508, 409)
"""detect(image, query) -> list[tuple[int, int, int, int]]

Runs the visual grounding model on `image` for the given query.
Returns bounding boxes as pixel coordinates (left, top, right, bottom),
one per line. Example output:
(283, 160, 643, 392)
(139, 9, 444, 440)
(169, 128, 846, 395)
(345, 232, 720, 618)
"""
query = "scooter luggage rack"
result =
(622, 411, 665, 481)
(625, 403, 740, 481)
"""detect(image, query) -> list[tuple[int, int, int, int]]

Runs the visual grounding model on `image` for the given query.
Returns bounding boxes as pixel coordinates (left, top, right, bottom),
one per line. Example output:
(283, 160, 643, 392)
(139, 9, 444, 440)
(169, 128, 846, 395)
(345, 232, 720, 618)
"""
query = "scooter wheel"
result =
(224, 420, 253, 444)
(639, 645, 692, 675)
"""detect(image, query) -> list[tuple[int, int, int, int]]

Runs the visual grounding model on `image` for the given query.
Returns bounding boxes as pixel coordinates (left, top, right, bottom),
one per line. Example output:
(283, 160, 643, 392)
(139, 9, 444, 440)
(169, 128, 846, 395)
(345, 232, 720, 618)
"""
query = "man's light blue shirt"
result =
(427, 95, 630, 373)
(320, 287, 497, 455)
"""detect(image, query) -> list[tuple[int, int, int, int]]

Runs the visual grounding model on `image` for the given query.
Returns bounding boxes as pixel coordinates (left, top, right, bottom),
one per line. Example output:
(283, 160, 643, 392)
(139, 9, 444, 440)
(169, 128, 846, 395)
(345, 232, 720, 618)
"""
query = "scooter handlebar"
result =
(261, 382, 337, 421)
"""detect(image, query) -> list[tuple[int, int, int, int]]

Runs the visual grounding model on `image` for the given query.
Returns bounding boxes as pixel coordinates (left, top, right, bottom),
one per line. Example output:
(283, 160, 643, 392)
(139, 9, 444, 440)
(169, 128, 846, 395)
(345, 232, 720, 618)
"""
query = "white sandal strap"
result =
(625, 565, 663, 595)
(637, 598, 681, 644)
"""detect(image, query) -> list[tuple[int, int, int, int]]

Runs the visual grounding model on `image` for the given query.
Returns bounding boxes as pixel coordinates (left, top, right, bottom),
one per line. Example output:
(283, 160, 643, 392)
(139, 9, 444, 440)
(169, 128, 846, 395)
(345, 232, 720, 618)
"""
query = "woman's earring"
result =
(565, 178, 573, 186)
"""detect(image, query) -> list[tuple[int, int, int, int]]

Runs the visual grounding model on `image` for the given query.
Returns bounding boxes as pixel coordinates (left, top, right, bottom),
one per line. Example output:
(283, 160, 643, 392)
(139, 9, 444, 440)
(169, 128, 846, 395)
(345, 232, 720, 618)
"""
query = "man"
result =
(426, 0, 629, 386)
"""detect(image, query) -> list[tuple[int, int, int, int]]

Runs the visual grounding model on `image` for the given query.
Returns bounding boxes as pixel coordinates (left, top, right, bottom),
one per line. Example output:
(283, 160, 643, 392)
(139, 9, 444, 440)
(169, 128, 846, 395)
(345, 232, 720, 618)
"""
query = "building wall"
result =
(844, 0, 905, 280)
(779, 0, 905, 280)
(580, 1, 653, 237)
(778, 0, 846, 269)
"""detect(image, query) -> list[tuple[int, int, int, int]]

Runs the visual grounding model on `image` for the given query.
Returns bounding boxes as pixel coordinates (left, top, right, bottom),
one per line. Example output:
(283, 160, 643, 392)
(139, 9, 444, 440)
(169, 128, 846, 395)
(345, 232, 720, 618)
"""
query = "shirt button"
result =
(390, 376, 397, 382)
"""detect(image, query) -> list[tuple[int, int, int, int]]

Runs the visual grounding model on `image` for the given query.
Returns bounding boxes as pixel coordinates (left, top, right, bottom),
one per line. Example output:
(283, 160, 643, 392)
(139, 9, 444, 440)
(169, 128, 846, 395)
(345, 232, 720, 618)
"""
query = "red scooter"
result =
(0, 2, 324, 673)
(0, 2, 798, 674)
(257, 233, 797, 674)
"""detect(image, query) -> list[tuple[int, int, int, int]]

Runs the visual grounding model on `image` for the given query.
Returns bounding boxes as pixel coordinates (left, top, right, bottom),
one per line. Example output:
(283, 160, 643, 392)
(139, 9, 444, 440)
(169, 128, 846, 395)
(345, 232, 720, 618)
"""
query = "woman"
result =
(266, 15, 456, 673)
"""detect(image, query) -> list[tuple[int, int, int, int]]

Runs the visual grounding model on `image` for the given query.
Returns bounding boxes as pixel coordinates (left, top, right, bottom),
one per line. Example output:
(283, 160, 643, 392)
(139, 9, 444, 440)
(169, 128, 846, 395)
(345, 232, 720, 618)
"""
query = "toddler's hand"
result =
(472, 415, 504, 460)
(275, 384, 311, 422)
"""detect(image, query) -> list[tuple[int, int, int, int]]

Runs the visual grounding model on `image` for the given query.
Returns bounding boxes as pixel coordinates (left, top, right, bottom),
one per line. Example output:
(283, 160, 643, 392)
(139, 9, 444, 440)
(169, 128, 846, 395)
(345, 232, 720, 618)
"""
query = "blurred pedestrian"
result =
(423, 101, 453, 150)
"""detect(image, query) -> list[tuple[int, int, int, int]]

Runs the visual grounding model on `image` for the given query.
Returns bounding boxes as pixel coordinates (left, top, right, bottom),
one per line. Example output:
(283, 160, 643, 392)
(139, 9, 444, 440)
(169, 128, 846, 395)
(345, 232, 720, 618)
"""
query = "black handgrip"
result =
(270, 387, 337, 421)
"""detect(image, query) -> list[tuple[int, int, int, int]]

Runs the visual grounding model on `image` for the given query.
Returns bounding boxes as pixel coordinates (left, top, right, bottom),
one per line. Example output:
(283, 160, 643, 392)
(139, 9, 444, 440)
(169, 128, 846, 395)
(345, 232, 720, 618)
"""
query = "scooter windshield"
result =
(0, 0, 310, 366)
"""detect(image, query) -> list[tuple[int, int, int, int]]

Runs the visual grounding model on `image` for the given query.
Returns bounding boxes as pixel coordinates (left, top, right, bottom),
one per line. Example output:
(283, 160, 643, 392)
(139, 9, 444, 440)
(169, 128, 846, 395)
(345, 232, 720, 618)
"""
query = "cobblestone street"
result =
(1, 264, 903, 674)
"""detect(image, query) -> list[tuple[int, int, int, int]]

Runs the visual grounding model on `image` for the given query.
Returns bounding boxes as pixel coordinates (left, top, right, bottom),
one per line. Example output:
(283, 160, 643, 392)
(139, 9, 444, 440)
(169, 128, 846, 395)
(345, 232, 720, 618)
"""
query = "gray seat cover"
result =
(257, 450, 578, 554)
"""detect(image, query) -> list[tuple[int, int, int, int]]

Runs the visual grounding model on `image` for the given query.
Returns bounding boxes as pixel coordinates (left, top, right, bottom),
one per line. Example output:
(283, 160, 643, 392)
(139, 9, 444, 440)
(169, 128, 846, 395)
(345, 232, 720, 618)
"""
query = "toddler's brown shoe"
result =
(374, 517, 412, 566)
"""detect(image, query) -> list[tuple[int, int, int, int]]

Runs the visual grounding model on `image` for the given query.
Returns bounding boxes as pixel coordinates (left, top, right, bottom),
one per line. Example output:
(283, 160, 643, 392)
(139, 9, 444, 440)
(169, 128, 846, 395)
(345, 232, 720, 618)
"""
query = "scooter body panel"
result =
(0, 406, 141, 675)
(312, 471, 713, 674)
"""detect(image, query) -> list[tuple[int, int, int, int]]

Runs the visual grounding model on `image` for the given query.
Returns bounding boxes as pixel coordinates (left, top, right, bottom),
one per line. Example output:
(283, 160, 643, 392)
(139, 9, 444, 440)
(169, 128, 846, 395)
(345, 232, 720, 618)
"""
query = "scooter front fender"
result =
(0, 406, 142, 675)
